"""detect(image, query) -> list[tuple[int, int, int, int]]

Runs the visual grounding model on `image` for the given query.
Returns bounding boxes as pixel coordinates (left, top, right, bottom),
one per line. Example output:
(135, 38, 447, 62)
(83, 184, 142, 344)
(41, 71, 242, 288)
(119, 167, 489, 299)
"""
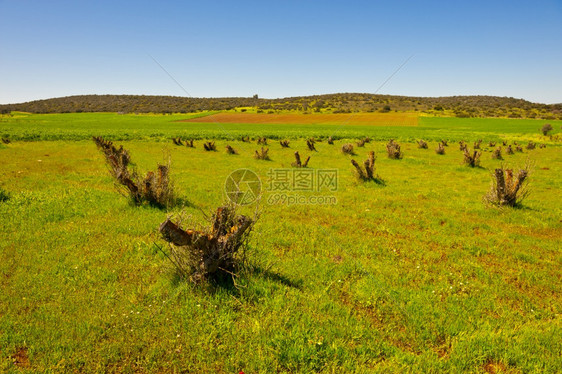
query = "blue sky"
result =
(1, 0, 561, 104)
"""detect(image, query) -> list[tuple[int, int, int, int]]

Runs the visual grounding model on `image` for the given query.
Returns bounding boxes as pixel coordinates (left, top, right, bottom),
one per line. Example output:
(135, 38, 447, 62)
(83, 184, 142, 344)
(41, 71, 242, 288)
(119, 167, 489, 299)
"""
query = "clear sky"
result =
(1, 0, 561, 104)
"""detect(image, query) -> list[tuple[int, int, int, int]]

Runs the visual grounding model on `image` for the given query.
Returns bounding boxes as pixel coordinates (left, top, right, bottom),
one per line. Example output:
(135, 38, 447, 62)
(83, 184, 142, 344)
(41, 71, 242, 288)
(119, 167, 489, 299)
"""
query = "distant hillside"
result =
(1, 93, 561, 119)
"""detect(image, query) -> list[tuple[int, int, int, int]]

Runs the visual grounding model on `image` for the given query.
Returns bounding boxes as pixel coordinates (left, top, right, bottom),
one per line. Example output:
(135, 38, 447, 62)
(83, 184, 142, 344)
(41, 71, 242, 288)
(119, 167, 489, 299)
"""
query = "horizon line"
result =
(2, 92, 561, 106)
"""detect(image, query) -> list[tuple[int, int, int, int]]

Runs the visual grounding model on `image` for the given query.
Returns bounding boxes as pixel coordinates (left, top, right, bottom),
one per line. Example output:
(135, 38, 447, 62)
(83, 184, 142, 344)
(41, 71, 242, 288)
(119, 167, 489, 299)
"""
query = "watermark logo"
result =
(267, 193, 337, 206)
(266, 168, 338, 206)
(225, 168, 338, 206)
(266, 169, 338, 192)
(225, 169, 261, 205)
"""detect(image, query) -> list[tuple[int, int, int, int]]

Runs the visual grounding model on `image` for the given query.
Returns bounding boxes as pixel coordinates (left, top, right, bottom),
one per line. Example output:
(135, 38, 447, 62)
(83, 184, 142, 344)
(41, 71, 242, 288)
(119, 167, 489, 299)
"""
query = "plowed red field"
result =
(179, 112, 418, 126)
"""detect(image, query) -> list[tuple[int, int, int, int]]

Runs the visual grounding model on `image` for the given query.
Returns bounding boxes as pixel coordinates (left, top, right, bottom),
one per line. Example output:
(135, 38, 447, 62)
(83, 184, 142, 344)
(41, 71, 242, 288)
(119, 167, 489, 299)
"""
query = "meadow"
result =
(0, 112, 561, 373)
(2, 112, 560, 142)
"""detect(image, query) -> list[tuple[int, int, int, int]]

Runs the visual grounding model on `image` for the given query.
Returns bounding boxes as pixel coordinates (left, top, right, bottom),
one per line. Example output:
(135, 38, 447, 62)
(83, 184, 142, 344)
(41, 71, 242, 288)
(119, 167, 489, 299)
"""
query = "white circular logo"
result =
(224, 169, 261, 205)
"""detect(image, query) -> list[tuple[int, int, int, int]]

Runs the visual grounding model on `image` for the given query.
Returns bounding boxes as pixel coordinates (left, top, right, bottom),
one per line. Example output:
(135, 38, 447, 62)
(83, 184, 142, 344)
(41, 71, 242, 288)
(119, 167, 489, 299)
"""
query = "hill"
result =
(1, 93, 561, 119)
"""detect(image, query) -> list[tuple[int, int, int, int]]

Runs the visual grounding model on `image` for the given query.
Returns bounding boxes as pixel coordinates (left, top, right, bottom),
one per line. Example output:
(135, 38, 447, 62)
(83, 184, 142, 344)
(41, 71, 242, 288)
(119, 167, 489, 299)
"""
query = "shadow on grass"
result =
(168, 262, 302, 296)
(134, 195, 196, 210)
(455, 164, 487, 172)
(174, 196, 197, 209)
(0, 189, 9, 202)
(167, 270, 238, 293)
(205, 264, 303, 296)
(249, 264, 303, 290)
(370, 177, 386, 186)
(356, 177, 386, 186)
(511, 203, 539, 211)
(486, 203, 539, 212)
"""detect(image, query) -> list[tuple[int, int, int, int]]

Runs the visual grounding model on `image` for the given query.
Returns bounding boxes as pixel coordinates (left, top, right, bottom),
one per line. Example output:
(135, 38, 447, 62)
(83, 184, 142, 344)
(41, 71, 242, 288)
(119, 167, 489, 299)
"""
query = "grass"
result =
(1, 112, 561, 142)
(0, 114, 561, 372)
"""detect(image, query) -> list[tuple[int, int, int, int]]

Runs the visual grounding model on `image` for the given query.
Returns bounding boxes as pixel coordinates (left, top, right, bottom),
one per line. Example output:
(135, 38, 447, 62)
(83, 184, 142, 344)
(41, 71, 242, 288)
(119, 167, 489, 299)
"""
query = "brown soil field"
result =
(179, 112, 419, 126)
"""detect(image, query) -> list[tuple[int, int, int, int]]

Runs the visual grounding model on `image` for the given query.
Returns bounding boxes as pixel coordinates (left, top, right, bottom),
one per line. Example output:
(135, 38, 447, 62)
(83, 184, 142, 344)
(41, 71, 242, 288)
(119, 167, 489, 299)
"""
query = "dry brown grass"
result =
(463, 148, 481, 167)
(418, 139, 428, 149)
(159, 205, 255, 282)
(279, 140, 290, 148)
(291, 151, 310, 168)
(203, 141, 216, 151)
(386, 139, 403, 159)
(306, 138, 317, 151)
(11, 347, 30, 368)
(341, 143, 355, 155)
(174, 138, 195, 147)
(351, 151, 379, 182)
(93, 136, 174, 207)
(254, 147, 270, 160)
(484, 166, 529, 207)
(225, 144, 237, 154)
(93, 136, 131, 179)
(491, 147, 503, 160)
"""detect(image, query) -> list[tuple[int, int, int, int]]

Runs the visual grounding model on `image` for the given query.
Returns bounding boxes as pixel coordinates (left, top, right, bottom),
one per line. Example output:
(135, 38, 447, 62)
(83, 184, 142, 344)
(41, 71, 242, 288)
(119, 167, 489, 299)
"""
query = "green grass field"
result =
(1, 112, 561, 142)
(1, 113, 561, 373)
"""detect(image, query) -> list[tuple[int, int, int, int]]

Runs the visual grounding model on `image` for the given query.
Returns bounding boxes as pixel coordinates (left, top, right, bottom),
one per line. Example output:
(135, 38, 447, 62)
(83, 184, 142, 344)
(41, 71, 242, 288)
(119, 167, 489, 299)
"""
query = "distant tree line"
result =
(0, 95, 255, 114)
(1, 93, 560, 119)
